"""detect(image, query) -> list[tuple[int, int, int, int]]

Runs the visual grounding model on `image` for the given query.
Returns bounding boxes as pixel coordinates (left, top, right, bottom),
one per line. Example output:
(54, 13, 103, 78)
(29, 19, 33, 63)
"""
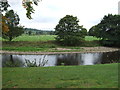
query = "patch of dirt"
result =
(81, 47, 119, 51)
(55, 48, 73, 50)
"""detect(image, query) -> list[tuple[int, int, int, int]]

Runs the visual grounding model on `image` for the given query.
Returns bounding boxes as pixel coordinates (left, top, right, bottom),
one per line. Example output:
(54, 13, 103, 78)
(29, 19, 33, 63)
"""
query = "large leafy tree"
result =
(89, 25, 97, 36)
(55, 15, 87, 46)
(2, 10, 24, 41)
(0, 0, 40, 33)
(89, 24, 102, 38)
(89, 14, 120, 46)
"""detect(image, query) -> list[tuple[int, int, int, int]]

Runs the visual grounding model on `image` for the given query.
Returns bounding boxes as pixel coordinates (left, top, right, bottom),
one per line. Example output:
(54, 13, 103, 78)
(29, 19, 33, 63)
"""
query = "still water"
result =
(2, 51, 120, 67)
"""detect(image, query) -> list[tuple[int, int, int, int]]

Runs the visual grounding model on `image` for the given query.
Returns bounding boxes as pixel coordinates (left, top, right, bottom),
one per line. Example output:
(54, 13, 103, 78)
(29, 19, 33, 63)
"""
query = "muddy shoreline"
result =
(0, 47, 120, 55)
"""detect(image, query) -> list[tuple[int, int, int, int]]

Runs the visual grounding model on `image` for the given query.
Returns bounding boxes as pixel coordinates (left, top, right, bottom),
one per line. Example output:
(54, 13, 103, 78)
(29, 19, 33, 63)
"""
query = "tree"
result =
(28, 31, 32, 35)
(0, 0, 40, 34)
(0, 1, 10, 33)
(0, 0, 40, 19)
(88, 25, 101, 38)
(55, 15, 87, 46)
(22, 0, 40, 19)
(89, 25, 96, 36)
(2, 10, 24, 41)
(89, 14, 120, 46)
(0, 0, 10, 12)
(1, 15, 9, 33)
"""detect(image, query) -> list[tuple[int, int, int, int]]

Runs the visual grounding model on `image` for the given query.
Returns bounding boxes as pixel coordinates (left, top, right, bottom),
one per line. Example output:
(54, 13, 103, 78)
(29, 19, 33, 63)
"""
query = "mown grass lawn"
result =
(2, 63, 118, 88)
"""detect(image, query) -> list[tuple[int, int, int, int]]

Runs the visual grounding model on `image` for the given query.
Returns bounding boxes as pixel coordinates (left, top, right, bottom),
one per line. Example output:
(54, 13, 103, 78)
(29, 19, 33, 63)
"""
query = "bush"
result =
(25, 55, 48, 67)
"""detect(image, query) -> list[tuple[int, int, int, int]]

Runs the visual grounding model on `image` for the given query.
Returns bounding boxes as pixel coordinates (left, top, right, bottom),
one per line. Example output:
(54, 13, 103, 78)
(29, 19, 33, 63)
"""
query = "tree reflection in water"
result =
(2, 55, 24, 67)
(2, 51, 120, 67)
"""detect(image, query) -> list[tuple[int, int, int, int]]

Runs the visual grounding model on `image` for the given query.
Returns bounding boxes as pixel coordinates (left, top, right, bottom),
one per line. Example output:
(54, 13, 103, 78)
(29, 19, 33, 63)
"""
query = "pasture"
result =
(1, 35, 99, 41)
(1, 35, 56, 41)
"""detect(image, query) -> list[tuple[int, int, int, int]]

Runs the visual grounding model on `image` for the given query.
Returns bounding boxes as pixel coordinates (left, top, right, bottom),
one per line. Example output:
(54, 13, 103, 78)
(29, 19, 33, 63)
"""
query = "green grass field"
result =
(1, 35, 56, 41)
(85, 36, 101, 41)
(1, 35, 101, 52)
(1, 35, 99, 41)
(2, 41, 100, 52)
(2, 63, 118, 88)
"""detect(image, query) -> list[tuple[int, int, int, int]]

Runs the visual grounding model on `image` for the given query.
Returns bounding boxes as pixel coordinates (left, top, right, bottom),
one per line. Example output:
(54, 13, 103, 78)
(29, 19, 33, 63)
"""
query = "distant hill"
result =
(24, 28, 55, 35)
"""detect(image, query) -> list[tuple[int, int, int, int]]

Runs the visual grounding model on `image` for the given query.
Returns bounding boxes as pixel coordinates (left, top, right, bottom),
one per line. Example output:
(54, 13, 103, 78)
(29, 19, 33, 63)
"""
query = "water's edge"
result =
(1, 49, 120, 55)
(2, 51, 120, 67)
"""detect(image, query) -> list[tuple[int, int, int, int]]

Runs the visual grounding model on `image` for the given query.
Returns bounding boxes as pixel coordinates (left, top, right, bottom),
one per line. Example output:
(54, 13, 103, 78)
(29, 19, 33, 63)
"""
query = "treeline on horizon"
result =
(24, 28, 55, 35)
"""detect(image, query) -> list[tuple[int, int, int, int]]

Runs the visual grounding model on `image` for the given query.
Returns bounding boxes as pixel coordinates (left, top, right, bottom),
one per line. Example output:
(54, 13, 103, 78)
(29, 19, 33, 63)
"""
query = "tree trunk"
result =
(10, 55, 14, 63)
(9, 37, 12, 41)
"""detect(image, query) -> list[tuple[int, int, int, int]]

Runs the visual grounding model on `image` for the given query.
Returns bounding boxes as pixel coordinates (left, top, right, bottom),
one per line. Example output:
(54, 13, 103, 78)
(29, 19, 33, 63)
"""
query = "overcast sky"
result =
(8, 0, 119, 31)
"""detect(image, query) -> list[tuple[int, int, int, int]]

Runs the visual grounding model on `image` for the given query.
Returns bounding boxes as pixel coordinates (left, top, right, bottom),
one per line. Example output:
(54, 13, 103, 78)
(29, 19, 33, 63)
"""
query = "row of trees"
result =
(89, 14, 120, 46)
(24, 28, 55, 35)
(55, 14, 120, 46)
(1, 13, 120, 47)
(1, 0, 87, 44)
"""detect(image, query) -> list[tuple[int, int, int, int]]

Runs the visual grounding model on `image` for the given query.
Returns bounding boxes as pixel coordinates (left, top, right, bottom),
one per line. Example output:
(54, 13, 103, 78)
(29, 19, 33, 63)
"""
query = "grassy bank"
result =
(2, 63, 118, 88)
(1, 35, 101, 52)
(2, 41, 100, 52)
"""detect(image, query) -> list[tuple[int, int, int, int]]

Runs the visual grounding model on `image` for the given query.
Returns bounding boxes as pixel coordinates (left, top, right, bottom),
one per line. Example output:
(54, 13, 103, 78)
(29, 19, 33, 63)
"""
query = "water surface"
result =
(2, 51, 120, 67)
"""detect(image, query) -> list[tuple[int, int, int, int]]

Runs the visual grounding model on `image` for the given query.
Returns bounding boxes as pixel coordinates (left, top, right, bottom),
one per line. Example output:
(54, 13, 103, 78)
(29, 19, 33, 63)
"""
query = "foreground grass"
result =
(2, 63, 118, 88)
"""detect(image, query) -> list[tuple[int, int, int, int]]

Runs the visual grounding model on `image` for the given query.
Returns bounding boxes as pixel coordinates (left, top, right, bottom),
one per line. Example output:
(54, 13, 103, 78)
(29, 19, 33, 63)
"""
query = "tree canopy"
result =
(0, 1, 10, 33)
(55, 15, 87, 46)
(2, 10, 24, 41)
(22, 0, 40, 19)
(0, 0, 10, 12)
(89, 14, 120, 46)
(1, 15, 9, 33)
(0, 0, 40, 19)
